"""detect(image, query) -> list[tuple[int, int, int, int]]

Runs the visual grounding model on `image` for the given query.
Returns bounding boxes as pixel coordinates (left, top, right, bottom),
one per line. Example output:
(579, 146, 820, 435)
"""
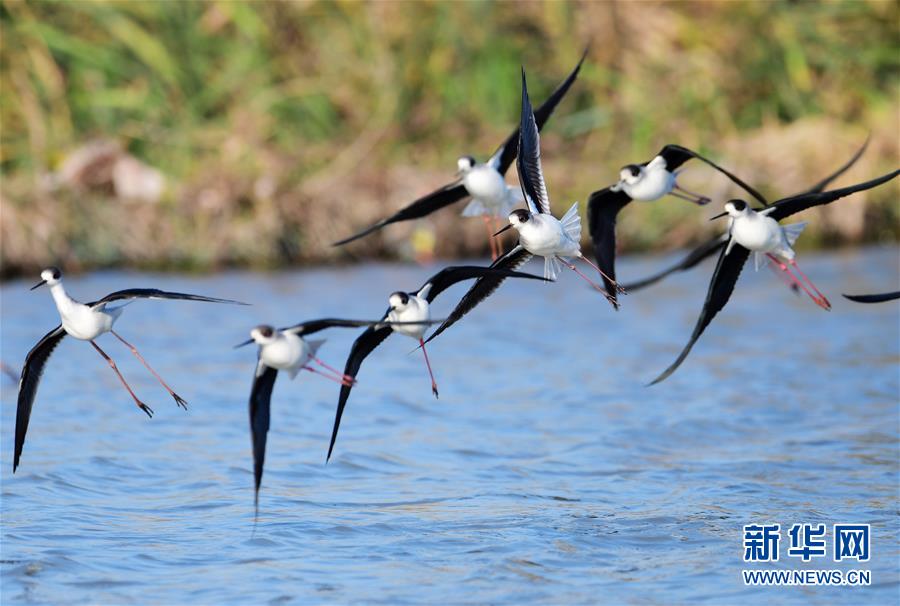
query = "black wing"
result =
(14, 325, 66, 473)
(587, 187, 634, 306)
(842, 291, 900, 304)
(423, 246, 534, 345)
(282, 318, 393, 337)
(622, 139, 872, 292)
(249, 363, 278, 515)
(660, 144, 769, 207)
(420, 264, 547, 302)
(766, 169, 900, 223)
(517, 68, 551, 214)
(649, 241, 751, 385)
(622, 235, 729, 292)
(488, 50, 587, 175)
(796, 136, 870, 196)
(332, 182, 468, 246)
(326, 315, 393, 461)
(89, 289, 246, 308)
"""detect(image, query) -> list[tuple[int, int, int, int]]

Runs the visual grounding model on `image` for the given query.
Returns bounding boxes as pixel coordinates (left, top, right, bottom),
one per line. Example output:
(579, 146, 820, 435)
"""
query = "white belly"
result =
(463, 167, 510, 207)
(260, 334, 308, 371)
(389, 298, 430, 340)
(519, 215, 578, 257)
(61, 307, 114, 341)
(732, 216, 784, 253)
(623, 169, 675, 201)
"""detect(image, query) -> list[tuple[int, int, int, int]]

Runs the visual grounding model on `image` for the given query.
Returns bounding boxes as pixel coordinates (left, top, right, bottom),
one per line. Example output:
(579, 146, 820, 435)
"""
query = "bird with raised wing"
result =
(326, 265, 548, 461)
(238, 317, 436, 517)
(650, 168, 900, 385)
(14, 267, 246, 472)
(621, 137, 870, 293)
(587, 145, 769, 306)
(420, 68, 622, 348)
(333, 51, 586, 260)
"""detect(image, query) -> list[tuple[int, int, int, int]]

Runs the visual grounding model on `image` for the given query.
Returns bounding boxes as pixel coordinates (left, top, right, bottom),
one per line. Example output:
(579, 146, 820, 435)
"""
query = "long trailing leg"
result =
(418, 338, 439, 398)
(672, 184, 711, 205)
(303, 366, 353, 387)
(788, 259, 831, 310)
(578, 254, 626, 294)
(111, 330, 187, 410)
(483, 216, 498, 261)
(765, 254, 830, 310)
(311, 356, 357, 385)
(766, 258, 800, 294)
(494, 217, 505, 258)
(91, 340, 154, 418)
(561, 259, 618, 308)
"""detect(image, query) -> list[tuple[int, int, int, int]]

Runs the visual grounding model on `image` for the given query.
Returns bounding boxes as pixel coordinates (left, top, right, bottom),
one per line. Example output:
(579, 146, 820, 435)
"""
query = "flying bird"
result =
(842, 291, 900, 303)
(333, 51, 587, 260)
(650, 168, 900, 385)
(587, 145, 768, 306)
(420, 67, 622, 348)
(14, 267, 246, 472)
(621, 137, 871, 293)
(238, 318, 430, 517)
(326, 265, 547, 461)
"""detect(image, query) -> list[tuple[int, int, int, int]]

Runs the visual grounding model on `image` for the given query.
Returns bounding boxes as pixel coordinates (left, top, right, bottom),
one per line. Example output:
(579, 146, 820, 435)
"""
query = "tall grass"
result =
(1, 1, 897, 277)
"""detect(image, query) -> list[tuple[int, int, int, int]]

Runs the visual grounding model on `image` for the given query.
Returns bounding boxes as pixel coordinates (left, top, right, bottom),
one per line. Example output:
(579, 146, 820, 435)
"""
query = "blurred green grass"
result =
(1, 0, 898, 277)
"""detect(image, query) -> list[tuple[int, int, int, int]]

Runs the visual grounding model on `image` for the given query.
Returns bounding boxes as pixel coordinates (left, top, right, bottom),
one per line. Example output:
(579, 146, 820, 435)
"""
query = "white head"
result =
(388, 291, 411, 312)
(618, 164, 644, 186)
(493, 208, 531, 237)
(250, 325, 278, 346)
(457, 155, 476, 174)
(724, 199, 750, 218)
(31, 266, 62, 290)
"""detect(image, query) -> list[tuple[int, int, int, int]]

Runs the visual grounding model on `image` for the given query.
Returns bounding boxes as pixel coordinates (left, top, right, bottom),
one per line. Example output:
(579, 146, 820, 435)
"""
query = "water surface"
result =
(1, 247, 898, 604)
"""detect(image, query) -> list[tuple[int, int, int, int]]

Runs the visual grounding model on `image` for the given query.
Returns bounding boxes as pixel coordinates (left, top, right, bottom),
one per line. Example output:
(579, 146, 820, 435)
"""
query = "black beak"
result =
(493, 224, 514, 237)
(709, 212, 728, 221)
(30, 280, 47, 291)
(234, 338, 254, 349)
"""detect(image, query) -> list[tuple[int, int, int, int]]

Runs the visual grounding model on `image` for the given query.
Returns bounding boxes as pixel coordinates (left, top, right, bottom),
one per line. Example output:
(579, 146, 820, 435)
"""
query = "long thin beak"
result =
(493, 224, 514, 237)
(234, 338, 254, 349)
(30, 280, 47, 291)
(709, 212, 728, 221)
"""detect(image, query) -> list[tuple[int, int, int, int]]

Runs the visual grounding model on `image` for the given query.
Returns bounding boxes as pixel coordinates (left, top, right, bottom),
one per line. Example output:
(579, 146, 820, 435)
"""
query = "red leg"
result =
(112, 330, 187, 409)
(312, 356, 357, 385)
(562, 259, 618, 308)
(483, 217, 498, 261)
(91, 340, 153, 418)
(766, 258, 800, 294)
(673, 184, 711, 205)
(494, 217, 505, 258)
(765, 254, 830, 310)
(579, 254, 626, 294)
(304, 366, 353, 386)
(418, 338, 439, 398)
(789, 260, 831, 310)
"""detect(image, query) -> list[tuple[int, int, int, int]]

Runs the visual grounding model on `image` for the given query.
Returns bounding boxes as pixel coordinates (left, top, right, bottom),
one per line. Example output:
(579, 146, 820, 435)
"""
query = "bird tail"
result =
(307, 339, 326, 357)
(544, 256, 563, 281)
(782, 221, 807, 247)
(560, 202, 582, 241)
(461, 198, 488, 217)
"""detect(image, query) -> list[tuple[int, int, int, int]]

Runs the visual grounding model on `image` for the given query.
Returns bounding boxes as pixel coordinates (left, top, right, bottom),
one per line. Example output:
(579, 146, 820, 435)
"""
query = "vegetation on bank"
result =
(1, 1, 898, 277)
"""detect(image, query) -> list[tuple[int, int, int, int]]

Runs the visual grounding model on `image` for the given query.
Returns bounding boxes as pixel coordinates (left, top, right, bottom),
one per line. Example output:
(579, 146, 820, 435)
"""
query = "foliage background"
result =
(1, 0, 897, 277)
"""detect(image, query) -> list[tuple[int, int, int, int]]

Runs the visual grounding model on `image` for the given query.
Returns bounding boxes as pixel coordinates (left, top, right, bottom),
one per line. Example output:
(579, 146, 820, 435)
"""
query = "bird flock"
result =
(12, 50, 899, 519)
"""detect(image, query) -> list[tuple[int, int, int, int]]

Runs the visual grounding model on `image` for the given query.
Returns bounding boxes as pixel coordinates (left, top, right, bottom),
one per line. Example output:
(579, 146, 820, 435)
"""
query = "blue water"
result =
(1, 247, 898, 605)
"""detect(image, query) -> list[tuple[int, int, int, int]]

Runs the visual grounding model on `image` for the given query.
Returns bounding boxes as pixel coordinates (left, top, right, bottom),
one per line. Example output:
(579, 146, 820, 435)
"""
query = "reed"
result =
(1, 1, 897, 278)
